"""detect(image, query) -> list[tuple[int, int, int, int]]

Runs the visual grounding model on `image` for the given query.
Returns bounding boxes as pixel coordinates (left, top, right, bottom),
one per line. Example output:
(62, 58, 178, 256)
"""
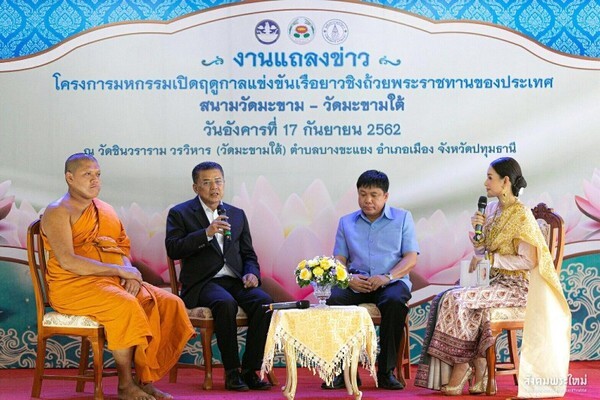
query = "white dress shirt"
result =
(199, 197, 236, 279)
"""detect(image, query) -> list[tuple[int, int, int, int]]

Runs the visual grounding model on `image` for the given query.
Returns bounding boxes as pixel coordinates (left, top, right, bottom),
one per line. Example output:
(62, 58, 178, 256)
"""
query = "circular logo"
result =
(288, 17, 315, 45)
(322, 19, 349, 45)
(255, 19, 280, 45)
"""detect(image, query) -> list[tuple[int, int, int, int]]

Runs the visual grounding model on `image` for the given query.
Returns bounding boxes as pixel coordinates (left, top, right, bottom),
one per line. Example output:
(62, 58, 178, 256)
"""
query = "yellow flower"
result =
(299, 268, 312, 281)
(336, 266, 348, 281)
(295, 256, 349, 289)
(320, 258, 332, 270)
(297, 260, 306, 270)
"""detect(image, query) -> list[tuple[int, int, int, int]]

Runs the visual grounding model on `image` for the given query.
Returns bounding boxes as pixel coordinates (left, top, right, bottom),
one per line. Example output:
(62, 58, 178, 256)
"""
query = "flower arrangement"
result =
(295, 255, 349, 289)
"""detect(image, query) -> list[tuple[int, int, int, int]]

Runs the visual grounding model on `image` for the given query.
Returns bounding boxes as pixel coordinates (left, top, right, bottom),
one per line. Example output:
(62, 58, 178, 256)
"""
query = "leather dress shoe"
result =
(377, 370, 404, 390)
(225, 369, 249, 391)
(321, 372, 361, 389)
(242, 369, 272, 390)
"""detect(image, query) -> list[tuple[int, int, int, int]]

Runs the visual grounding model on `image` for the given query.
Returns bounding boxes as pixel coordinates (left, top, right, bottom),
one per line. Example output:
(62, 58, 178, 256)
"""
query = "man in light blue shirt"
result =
(325, 170, 419, 390)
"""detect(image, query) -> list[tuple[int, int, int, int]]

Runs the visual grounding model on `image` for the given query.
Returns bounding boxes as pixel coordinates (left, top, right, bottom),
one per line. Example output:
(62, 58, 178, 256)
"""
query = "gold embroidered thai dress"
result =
(416, 200, 570, 397)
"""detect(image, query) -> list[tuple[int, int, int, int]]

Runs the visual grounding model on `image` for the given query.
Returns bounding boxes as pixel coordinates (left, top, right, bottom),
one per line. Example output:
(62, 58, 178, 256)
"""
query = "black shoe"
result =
(321, 372, 361, 389)
(377, 370, 404, 390)
(225, 369, 249, 391)
(242, 369, 272, 390)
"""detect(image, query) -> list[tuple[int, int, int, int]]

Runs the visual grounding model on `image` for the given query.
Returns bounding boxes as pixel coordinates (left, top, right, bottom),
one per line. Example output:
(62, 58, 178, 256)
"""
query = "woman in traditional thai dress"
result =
(415, 157, 571, 397)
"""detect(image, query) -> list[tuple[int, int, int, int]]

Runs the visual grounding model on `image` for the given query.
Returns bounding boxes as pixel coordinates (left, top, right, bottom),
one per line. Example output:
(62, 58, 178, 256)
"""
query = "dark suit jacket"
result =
(165, 197, 261, 308)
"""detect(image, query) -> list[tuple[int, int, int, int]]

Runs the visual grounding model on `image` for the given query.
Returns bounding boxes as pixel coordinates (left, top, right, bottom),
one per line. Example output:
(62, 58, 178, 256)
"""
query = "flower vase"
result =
(311, 282, 332, 307)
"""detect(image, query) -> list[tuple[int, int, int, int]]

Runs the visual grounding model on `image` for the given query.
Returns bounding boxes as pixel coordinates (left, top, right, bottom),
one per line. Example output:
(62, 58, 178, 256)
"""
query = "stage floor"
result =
(0, 362, 595, 399)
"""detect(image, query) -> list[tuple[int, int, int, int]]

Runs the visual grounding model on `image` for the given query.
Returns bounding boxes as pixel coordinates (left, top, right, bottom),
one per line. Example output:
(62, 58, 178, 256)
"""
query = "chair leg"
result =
(507, 329, 520, 385)
(76, 337, 91, 392)
(31, 335, 47, 398)
(201, 327, 214, 390)
(395, 314, 410, 386)
(403, 316, 411, 380)
(90, 335, 105, 400)
(486, 340, 498, 395)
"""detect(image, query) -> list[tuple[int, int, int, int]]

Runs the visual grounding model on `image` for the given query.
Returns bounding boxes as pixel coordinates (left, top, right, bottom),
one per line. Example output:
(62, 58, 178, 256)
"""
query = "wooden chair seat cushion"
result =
(186, 306, 248, 320)
(42, 311, 101, 328)
(358, 303, 380, 318)
(362, 300, 523, 324)
(490, 306, 525, 323)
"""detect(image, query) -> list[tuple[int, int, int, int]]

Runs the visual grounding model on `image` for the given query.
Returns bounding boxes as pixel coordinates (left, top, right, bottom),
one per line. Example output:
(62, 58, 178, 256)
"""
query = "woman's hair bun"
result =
(514, 175, 527, 189)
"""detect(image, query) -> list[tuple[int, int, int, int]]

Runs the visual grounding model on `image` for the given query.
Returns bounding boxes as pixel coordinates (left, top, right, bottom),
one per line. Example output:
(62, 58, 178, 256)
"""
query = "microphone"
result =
(262, 300, 310, 311)
(473, 196, 488, 242)
(216, 204, 231, 241)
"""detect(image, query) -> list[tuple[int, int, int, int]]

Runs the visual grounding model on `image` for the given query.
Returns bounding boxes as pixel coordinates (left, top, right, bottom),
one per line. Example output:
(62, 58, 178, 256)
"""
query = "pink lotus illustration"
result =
(3, 171, 598, 299)
(0, 180, 16, 245)
(118, 203, 170, 286)
(0, 181, 13, 220)
(232, 177, 355, 301)
(3, 173, 479, 299)
(575, 169, 600, 238)
(0, 180, 39, 247)
(414, 210, 474, 285)
(529, 192, 593, 243)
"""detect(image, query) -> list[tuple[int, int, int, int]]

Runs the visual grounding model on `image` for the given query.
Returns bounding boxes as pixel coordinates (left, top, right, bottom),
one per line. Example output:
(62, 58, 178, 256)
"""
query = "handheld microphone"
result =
(216, 204, 231, 240)
(473, 196, 488, 242)
(262, 300, 310, 311)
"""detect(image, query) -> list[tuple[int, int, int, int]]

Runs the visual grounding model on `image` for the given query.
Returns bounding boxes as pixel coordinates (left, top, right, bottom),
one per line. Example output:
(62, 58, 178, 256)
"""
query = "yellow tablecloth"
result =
(261, 305, 378, 398)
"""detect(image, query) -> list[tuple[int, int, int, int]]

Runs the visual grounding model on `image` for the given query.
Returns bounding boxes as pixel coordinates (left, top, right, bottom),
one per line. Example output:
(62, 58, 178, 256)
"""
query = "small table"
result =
(261, 305, 378, 400)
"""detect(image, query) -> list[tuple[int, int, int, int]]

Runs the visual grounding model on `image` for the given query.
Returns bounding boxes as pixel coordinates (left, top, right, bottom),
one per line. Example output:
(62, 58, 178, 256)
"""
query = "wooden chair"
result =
(485, 203, 565, 395)
(167, 257, 278, 390)
(27, 219, 116, 400)
(358, 302, 411, 386)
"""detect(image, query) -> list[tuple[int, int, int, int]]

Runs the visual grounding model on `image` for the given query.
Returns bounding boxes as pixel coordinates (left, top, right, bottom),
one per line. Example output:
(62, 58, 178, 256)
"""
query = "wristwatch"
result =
(385, 272, 394, 281)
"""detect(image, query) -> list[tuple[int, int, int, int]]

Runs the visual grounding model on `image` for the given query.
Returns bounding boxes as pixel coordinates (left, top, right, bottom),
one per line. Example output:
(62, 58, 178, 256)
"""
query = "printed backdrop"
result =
(1, 0, 599, 369)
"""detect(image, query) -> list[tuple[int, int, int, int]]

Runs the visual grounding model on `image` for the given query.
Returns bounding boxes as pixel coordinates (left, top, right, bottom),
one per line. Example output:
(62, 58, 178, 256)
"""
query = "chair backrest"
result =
(532, 203, 565, 272)
(27, 219, 51, 326)
(167, 256, 181, 296)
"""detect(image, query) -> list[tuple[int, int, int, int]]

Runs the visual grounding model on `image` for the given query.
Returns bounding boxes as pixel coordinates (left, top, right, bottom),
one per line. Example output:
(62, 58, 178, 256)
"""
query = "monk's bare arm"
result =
(119, 256, 142, 295)
(41, 204, 142, 281)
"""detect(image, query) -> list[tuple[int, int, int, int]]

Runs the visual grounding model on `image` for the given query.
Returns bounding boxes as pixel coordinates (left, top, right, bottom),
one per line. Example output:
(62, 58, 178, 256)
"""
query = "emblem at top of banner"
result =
(255, 20, 280, 45)
(322, 19, 349, 45)
(288, 17, 315, 45)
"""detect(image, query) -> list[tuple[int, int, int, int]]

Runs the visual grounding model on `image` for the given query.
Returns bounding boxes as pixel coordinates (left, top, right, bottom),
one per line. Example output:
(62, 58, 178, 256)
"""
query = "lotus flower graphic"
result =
(118, 203, 170, 285)
(0, 181, 15, 245)
(414, 210, 474, 285)
(575, 168, 600, 238)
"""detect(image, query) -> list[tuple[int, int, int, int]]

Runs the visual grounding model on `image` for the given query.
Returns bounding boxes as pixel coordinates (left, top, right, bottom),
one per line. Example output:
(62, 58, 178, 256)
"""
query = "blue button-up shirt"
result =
(333, 203, 419, 291)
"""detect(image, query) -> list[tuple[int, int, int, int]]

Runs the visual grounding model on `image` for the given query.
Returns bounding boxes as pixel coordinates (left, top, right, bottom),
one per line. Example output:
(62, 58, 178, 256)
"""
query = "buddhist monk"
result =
(41, 153, 195, 400)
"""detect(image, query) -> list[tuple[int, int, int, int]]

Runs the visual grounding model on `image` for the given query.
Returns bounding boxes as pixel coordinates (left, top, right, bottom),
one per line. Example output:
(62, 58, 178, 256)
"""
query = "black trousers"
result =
(196, 276, 273, 371)
(327, 280, 411, 373)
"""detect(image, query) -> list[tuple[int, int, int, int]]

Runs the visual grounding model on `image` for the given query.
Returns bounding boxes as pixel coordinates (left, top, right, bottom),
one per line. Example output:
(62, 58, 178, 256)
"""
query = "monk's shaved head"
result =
(65, 153, 98, 174)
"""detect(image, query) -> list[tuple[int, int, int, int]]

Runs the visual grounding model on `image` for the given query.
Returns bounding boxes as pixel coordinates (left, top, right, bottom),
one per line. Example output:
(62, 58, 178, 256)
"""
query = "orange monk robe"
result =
(42, 199, 194, 383)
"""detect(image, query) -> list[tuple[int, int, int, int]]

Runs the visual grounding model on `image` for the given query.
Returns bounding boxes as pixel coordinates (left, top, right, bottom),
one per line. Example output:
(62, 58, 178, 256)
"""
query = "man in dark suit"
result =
(165, 161, 272, 391)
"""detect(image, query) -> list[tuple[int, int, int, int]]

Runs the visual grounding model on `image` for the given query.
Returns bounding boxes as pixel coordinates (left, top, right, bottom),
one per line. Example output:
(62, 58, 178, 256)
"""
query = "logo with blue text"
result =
(288, 17, 315, 45)
(255, 20, 280, 45)
(322, 19, 349, 44)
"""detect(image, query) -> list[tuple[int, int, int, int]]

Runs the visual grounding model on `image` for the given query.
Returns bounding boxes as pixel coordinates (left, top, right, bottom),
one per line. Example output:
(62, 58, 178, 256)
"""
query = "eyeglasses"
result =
(198, 179, 224, 188)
